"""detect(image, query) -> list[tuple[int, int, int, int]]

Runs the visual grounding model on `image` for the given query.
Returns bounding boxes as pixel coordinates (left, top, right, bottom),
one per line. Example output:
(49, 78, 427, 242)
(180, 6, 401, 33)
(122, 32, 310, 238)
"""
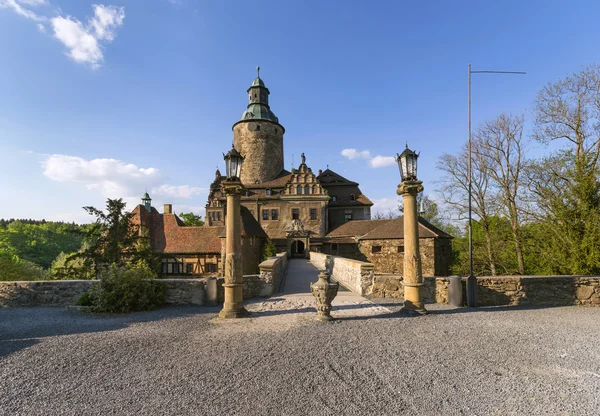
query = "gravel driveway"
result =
(1, 301, 599, 416)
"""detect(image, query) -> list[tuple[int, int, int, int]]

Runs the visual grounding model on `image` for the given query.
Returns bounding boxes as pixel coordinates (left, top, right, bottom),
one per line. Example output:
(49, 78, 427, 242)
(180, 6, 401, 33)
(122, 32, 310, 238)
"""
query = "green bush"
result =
(88, 261, 165, 313)
(76, 290, 95, 307)
(262, 239, 276, 261)
(0, 251, 47, 281)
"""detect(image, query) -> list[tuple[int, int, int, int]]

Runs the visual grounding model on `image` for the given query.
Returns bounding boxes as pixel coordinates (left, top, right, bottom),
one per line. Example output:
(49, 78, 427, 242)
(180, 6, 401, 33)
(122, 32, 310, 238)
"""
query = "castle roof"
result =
(317, 168, 372, 206)
(325, 217, 453, 240)
(131, 204, 266, 255)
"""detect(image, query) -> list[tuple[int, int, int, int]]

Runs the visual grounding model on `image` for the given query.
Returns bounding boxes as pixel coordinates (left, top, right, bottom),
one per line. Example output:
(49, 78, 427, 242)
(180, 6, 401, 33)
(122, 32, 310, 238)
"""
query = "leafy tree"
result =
(76, 198, 144, 273)
(178, 212, 204, 226)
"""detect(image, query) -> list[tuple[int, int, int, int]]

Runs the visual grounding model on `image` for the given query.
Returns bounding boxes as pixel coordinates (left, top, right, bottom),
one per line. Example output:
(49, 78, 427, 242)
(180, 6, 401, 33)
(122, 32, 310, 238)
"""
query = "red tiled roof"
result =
(326, 219, 394, 238)
(131, 204, 266, 255)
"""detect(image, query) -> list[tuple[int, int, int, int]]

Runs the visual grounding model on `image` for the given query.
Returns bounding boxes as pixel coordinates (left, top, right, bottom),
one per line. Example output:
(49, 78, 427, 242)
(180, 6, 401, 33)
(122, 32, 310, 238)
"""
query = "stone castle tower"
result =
(232, 67, 285, 184)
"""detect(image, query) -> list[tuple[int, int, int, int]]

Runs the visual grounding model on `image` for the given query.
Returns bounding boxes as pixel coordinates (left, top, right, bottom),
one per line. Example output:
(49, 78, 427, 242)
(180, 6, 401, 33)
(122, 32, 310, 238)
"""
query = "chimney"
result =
(164, 204, 172, 214)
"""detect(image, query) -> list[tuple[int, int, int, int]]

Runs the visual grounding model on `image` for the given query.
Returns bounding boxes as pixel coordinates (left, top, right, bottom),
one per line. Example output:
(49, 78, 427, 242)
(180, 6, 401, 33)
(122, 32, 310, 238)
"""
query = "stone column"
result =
(397, 180, 427, 315)
(219, 181, 248, 319)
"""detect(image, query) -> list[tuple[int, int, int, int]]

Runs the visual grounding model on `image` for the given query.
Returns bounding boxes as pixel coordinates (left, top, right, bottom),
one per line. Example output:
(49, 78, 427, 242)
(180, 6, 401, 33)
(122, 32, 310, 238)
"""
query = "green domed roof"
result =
(240, 104, 279, 123)
(251, 77, 265, 87)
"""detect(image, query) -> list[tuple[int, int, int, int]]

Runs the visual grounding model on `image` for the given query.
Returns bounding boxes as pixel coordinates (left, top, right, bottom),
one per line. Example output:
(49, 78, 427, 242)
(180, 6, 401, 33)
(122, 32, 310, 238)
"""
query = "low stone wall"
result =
(371, 274, 600, 307)
(1, 278, 219, 308)
(258, 253, 288, 295)
(309, 252, 374, 296)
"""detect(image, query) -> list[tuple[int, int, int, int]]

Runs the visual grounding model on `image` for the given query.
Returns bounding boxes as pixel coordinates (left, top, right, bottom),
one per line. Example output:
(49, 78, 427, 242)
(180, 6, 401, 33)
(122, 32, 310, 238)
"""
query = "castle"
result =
(131, 70, 452, 278)
(205, 68, 373, 256)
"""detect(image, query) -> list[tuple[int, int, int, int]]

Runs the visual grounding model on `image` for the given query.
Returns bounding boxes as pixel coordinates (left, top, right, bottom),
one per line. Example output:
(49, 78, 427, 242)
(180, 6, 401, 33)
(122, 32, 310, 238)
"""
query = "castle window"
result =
(310, 208, 317, 220)
(266, 189, 272, 196)
(350, 194, 356, 202)
(162, 263, 168, 274)
(292, 208, 300, 220)
(271, 209, 279, 220)
(206, 263, 217, 273)
(262, 209, 269, 220)
(297, 185, 302, 195)
(372, 246, 382, 254)
(304, 185, 310, 195)
(186, 264, 193, 274)
(344, 209, 352, 222)
(397, 245, 404, 253)
(331, 196, 337, 203)
(331, 243, 338, 251)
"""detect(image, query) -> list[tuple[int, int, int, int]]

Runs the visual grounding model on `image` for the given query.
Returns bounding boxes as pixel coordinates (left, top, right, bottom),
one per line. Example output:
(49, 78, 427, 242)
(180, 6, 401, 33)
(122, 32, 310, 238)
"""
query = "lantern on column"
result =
(223, 145, 244, 181)
(396, 145, 419, 182)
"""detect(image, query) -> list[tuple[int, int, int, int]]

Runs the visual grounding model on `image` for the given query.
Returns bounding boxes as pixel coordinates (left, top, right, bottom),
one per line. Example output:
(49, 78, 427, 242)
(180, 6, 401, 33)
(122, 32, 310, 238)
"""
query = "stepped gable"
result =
(317, 169, 373, 206)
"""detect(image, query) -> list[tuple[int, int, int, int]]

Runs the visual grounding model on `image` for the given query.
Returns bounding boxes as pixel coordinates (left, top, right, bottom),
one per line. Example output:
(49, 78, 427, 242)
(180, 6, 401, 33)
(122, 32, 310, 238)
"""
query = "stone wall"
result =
(321, 238, 452, 276)
(309, 252, 374, 296)
(0, 280, 96, 308)
(371, 274, 600, 307)
(233, 121, 284, 184)
(258, 253, 288, 295)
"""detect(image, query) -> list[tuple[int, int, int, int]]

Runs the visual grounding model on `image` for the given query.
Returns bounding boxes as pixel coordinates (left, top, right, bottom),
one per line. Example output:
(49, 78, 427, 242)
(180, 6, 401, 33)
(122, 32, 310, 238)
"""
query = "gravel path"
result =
(1, 274, 600, 415)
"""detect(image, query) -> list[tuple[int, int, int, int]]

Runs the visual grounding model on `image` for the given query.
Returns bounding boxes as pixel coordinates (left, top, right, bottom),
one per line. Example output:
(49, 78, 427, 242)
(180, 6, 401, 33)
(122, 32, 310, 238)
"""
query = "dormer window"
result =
(266, 189, 272, 196)
(297, 185, 302, 195)
(350, 194, 356, 202)
(331, 196, 337, 203)
(304, 185, 310, 195)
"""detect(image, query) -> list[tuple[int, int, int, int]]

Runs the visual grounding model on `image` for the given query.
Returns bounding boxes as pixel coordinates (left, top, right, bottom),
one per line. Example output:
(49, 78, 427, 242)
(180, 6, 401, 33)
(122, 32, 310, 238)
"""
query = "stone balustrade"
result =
(258, 253, 288, 296)
(372, 274, 600, 307)
(309, 252, 374, 296)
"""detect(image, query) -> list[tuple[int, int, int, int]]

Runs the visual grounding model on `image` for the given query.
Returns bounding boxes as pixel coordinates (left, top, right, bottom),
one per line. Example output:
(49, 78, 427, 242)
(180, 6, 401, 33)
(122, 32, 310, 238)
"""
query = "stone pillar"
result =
(397, 180, 427, 315)
(219, 181, 248, 319)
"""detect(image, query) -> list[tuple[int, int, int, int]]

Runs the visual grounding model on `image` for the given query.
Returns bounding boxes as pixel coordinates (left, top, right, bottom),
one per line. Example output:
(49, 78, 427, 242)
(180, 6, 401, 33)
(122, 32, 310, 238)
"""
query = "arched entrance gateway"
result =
(286, 219, 311, 258)
(290, 240, 306, 257)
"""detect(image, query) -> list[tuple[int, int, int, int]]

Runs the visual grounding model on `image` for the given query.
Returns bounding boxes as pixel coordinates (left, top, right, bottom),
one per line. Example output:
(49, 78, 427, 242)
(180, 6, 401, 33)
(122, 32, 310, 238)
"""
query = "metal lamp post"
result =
(396, 145, 426, 315)
(218, 145, 248, 319)
(466, 65, 526, 307)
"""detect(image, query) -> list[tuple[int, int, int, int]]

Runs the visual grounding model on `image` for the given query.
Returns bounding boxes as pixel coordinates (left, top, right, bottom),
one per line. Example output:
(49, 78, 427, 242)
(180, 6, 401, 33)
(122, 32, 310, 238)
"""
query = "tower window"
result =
(292, 208, 300, 220)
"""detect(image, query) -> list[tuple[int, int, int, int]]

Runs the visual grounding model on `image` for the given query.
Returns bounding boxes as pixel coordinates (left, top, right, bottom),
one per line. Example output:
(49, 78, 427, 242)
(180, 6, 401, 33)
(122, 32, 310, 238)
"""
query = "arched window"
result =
(297, 185, 302, 195)
(304, 185, 310, 195)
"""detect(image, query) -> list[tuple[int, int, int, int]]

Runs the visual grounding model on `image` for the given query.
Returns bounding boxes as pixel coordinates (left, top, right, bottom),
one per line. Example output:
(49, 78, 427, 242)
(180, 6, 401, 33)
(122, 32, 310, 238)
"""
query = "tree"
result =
(527, 65, 600, 274)
(76, 198, 143, 273)
(178, 212, 204, 226)
(0, 251, 46, 281)
(437, 143, 500, 275)
(263, 239, 276, 261)
(475, 114, 528, 274)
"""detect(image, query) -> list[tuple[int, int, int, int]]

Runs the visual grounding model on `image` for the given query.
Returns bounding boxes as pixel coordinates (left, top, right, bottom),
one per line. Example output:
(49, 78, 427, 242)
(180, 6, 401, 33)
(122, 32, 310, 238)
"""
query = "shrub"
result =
(0, 251, 47, 281)
(88, 261, 165, 313)
(76, 290, 95, 307)
(262, 239, 276, 261)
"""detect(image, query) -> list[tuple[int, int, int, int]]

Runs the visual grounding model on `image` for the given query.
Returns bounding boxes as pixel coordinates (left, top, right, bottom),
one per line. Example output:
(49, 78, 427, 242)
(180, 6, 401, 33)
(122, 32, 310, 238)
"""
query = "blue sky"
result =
(1, 0, 598, 222)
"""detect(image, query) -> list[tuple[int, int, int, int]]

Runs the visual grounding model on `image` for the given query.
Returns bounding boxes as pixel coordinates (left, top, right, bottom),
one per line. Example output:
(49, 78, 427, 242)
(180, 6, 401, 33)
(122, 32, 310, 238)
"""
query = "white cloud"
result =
(51, 5, 125, 69)
(1, 1, 125, 68)
(371, 198, 401, 217)
(341, 148, 371, 160)
(369, 155, 396, 168)
(151, 185, 207, 200)
(0, 0, 47, 22)
(42, 154, 163, 200)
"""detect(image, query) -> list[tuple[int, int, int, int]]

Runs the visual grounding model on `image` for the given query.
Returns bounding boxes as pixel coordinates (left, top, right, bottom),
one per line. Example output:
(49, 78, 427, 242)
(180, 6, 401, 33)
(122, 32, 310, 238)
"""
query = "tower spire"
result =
(257, 65, 260, 78)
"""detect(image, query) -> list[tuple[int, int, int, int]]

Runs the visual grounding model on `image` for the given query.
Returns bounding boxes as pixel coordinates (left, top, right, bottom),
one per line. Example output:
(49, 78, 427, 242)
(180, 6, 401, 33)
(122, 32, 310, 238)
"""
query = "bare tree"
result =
(436, 143, 499, 275)
(475, 114, 527, 274)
